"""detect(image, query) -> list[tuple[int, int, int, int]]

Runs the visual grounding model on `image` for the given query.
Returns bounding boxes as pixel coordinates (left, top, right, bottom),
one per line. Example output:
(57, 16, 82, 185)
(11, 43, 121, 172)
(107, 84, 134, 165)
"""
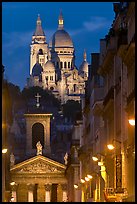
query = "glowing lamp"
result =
(85, 177, 90, 181)
(107, 144, 115, 150)
(10, 181, 15, 186)
(98, 161, 104, 166)
(128, 119, 135, 126)
(92, 156, 98, 161)
(2, 148, 7, 154)
(80, 179, 85, 183)
(87, 174, 93, 179)
(74, 184, 78, 189)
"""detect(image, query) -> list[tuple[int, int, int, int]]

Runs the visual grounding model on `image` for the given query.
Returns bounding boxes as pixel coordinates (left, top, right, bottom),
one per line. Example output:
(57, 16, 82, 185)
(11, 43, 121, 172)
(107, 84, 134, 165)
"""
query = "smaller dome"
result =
(43, 60, 56, 71)
(32, 62, 43, 76)
(79, 61, 89, 73)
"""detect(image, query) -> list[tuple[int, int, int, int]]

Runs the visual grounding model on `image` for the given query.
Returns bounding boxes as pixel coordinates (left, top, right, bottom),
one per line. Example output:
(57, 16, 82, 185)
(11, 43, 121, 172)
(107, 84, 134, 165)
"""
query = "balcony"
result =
(104, 188, 128, 202)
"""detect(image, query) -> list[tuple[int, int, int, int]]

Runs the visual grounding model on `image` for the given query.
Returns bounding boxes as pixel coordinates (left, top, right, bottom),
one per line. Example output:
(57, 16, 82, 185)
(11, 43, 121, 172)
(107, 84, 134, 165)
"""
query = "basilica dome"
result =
(79, 61, 89, 73)
(43, 60, 55, 71)
(49, 29, 74, 48)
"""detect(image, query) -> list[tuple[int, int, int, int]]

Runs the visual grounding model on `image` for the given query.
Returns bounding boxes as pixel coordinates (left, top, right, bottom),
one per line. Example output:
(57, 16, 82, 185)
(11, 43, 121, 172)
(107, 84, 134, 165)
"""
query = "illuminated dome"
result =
(79, 61, 89, 73)
(49, 30, 73, 48)
(49, 11, 73, 48)
(79, 50, 89, 74)
(43, 60, 55, 71)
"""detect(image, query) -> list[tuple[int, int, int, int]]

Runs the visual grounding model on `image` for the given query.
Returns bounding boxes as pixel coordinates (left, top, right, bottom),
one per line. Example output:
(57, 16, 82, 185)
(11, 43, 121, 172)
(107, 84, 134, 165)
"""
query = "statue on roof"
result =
(10, 153, 15, 167)
(64, 152, 68, 165)
(36, 141, 42, 155)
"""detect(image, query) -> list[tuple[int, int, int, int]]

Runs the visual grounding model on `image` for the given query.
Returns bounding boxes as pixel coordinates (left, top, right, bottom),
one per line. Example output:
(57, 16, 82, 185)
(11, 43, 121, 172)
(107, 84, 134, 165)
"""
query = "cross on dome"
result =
(83, 49, 87, 61)
(58, 9, 64, 30)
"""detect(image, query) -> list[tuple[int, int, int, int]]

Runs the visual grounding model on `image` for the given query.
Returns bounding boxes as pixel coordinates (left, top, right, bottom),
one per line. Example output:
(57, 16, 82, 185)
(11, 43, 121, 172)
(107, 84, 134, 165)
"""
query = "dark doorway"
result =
(33, 184, 38, 202)
(51, 184, 58, 202)
(32, 123, 44, 149)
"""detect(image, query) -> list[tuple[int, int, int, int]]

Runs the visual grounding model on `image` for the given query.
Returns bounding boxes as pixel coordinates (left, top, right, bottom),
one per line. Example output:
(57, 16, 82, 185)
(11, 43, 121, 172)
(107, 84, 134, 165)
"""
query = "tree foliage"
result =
(62, 100, 82, 121)
(21, 86, 61, 109)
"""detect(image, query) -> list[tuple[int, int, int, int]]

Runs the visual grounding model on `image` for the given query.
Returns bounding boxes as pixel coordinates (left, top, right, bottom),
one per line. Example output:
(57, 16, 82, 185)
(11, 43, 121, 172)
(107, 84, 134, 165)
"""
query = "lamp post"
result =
(107, 139, 122, 193)
(92, 153, 108, 201)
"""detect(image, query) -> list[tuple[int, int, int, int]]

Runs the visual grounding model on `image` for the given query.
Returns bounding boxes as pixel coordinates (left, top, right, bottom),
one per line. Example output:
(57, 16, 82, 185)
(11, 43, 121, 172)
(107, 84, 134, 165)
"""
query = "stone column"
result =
(17, 183, 28, 202)
(44, 118, 51, 154)
(27, 184, 35, 202)
(45, 184, 52, 202)
(61, 184, 68, 202)
(57, 184, 62, 202)
(37, 184, 45, 202)
(11, 184, 18, 202)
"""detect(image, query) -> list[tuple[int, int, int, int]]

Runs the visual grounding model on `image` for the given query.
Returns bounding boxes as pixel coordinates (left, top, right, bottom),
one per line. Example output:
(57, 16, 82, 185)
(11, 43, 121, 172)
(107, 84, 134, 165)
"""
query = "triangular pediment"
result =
(10, 155, 66, 174)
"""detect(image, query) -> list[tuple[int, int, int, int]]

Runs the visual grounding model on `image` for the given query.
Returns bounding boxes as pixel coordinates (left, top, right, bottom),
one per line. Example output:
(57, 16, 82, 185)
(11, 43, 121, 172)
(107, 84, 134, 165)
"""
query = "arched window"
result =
(64, 61, 67, 68)
(74, 84, 76, 92)
(38, 49, 43, 55)
(60, 62, 63, 69)
(32, 123, 44, 149)
(68, 62, 70, 68)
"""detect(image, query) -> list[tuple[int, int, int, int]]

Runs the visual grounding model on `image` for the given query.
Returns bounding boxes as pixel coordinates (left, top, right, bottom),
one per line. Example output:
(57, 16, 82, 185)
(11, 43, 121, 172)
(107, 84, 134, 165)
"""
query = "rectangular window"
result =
(50, 76, 53, 81)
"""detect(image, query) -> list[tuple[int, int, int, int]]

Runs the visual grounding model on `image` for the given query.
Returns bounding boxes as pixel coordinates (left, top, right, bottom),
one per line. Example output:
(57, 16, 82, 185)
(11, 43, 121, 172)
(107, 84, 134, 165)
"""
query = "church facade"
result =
(26, 12, 89, 103)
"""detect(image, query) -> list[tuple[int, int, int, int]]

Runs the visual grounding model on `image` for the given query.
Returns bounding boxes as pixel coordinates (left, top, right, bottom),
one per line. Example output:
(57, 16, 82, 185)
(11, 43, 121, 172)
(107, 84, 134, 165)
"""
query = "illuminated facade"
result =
(72, 2, 135, 202)
(9, 103, 68, 202)
(27, 12, 88, 104)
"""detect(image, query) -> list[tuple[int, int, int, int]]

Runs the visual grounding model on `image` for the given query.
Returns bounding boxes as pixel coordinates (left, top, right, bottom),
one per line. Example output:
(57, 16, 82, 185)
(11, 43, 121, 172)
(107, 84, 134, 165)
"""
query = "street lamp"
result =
(2, 148, 8, 154)
(128, 118, 135, 126)
(92, 156, 98, 161)
(10, 182, 15, 186)
(98, 161, 104, 166)
(87, 175, 93, 179)
(85, 176, 90, 181)
(80, 178, 85, 183)
(74, 184, 78, 189)
(107, 144, 115, 150)
(107, 139, 121, 150)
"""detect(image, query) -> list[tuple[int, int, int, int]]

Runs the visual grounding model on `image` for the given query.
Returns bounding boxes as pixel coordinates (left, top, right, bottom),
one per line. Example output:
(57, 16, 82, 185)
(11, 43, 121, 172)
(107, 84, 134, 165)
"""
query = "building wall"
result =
(76, 2, 135, 202)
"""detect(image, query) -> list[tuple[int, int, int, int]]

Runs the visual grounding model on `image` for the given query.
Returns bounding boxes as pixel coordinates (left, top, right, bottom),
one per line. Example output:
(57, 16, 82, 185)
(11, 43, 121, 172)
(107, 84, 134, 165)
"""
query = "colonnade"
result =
(11, 183, 68, 202)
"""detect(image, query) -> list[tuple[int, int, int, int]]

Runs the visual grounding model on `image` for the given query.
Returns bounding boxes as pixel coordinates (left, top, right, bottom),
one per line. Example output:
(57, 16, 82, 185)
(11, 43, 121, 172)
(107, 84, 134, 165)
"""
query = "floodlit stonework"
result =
(27, 12, 89, 104)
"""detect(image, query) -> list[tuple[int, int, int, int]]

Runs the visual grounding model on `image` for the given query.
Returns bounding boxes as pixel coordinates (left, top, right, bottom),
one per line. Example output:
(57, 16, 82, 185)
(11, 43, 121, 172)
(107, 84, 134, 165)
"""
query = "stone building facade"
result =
(70, 2, 135, 202)
(9, 103, 69, 202)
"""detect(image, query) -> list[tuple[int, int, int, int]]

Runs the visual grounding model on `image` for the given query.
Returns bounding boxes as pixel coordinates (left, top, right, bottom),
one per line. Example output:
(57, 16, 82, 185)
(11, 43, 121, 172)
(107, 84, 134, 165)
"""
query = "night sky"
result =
(2, 2, 115, 90)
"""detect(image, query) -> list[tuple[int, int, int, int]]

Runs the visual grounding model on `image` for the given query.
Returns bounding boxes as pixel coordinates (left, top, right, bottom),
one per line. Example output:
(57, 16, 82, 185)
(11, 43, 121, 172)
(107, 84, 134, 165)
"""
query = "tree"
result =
(21, 86, 61, 109)
(62, 100, 82, 122)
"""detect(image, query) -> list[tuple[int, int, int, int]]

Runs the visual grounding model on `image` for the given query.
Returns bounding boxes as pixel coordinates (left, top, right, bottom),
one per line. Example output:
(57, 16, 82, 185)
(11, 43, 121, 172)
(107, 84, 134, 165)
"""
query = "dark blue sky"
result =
(2, 2, 115, 90)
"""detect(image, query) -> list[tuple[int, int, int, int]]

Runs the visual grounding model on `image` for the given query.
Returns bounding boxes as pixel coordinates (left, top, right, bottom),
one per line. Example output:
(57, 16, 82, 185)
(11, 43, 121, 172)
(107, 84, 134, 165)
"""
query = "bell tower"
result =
(30, 14, 49, 75)
(24, 93, 52, 156)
